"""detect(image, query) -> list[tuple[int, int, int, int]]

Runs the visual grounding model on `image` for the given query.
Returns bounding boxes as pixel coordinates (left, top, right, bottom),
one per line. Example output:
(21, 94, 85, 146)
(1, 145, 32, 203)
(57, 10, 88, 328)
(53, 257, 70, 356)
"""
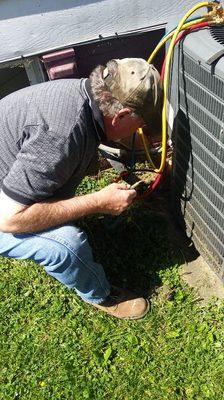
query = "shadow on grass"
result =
(77, 201, 198, 298)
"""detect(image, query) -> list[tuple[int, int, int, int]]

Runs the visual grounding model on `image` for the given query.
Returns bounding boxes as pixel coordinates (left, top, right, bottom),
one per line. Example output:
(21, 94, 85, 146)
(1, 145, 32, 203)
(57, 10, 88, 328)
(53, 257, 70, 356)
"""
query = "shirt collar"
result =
(84, 78, 107, 142)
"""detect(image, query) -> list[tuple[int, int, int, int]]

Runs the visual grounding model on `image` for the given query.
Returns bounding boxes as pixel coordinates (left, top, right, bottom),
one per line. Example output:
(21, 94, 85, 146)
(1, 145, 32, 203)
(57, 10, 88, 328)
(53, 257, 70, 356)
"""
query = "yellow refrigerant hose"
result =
(147, 17, 207, 65)
(137, 17, 207, 170)
(138, 2, 217, 174)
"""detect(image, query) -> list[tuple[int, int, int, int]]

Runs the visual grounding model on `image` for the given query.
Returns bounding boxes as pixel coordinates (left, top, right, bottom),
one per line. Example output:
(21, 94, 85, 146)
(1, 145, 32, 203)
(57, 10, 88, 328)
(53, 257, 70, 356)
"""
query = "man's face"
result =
(113, 112, 145, 139)
(103, 108, 145, 141)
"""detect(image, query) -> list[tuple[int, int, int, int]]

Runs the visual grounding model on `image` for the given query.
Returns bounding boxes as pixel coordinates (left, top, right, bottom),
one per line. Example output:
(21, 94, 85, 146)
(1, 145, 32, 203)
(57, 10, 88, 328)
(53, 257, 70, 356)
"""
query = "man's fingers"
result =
(128, 189, 137, 200)
(129, 180, 144, 190)
(115, 183, 130, 190)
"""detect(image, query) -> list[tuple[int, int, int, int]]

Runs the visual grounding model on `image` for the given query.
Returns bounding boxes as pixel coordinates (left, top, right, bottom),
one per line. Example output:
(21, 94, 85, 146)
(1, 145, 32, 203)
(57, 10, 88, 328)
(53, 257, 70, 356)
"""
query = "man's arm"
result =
(0, 183, 136, 234)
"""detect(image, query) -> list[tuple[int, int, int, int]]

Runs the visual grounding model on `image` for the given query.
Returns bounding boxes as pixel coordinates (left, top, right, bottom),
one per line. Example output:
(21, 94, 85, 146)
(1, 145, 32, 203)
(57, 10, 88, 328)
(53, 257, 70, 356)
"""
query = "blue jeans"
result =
(0, 224, 110, 304)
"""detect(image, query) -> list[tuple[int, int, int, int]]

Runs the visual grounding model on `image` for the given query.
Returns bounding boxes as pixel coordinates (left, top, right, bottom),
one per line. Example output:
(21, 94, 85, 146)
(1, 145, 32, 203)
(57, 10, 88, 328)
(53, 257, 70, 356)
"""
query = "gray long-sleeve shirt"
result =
(0, 78, 104, 205)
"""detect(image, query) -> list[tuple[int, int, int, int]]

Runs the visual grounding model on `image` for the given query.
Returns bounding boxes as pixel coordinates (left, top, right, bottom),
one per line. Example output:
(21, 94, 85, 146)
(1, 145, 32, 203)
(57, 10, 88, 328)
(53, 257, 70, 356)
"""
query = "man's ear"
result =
(112, 108, 132, 127)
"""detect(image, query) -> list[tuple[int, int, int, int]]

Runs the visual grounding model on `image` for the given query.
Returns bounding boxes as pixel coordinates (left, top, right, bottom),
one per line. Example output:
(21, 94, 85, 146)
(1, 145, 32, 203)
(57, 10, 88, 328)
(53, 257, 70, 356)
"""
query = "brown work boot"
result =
(90, 286, 149, 320)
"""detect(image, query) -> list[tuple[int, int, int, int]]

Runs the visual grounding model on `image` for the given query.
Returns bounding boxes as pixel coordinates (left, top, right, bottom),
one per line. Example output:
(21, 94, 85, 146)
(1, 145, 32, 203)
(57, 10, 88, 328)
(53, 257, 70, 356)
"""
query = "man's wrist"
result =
(75, 191, 101, 216)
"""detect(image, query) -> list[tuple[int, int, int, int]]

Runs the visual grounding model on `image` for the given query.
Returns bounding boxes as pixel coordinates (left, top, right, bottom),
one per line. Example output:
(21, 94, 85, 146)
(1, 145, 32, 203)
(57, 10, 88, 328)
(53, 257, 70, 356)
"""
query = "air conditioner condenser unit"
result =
(170, 26, 224, 281)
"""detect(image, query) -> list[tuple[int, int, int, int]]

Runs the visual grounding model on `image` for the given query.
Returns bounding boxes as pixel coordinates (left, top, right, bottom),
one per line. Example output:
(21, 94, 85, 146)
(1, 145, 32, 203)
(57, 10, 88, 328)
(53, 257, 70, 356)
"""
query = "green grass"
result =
(0, 170, 224, 400)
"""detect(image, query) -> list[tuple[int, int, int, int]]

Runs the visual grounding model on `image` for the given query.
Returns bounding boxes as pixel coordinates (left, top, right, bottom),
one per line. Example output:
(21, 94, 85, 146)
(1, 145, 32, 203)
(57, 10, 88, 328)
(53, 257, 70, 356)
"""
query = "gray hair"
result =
(89, 65, 124, 118)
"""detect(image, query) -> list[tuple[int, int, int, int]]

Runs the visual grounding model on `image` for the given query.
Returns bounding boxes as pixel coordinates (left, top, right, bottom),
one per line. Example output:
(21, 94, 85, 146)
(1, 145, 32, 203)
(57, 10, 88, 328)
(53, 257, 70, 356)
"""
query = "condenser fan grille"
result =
(210, 25, 224, 46)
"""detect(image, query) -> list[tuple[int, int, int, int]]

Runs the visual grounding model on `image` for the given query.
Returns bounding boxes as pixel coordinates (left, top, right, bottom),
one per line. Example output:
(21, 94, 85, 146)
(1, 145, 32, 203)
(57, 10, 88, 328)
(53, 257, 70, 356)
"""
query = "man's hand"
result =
(94, 183, 137, 215)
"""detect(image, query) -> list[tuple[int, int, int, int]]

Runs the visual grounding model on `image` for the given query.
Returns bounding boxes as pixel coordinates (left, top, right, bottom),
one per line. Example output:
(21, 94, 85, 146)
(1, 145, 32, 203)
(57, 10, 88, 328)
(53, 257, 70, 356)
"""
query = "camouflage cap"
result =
(103, 58, 162, 124)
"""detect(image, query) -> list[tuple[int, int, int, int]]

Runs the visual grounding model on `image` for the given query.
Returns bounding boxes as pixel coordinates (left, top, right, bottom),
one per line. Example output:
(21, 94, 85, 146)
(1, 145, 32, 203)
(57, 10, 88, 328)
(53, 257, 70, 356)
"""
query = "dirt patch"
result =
(180, 256, 224, 305)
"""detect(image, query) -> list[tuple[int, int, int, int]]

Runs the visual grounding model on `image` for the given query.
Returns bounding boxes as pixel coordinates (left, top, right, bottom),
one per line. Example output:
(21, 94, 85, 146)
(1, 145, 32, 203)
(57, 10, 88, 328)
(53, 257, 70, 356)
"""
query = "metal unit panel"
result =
(0, 0, 207, 63)
(171, 28, 224, 280)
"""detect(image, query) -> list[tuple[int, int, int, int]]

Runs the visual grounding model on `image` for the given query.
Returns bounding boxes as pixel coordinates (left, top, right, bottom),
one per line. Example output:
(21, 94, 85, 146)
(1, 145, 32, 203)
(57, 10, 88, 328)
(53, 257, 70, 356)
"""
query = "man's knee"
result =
(36, 224, 89, 271)
(39, 223, 87, 252)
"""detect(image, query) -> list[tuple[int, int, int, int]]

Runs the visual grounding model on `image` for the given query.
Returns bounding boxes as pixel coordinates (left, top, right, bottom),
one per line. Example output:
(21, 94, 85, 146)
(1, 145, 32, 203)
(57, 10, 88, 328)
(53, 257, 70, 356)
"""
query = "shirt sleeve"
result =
(0, 190, 27, 226)
(2, 125, 79, 205)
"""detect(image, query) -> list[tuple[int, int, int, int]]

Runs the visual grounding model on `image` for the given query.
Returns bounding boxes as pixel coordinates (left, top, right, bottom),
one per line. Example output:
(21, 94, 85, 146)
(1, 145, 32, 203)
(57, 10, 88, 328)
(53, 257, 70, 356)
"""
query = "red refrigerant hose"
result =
(137, 22, 210, 200)
(160, 21, 209, 80)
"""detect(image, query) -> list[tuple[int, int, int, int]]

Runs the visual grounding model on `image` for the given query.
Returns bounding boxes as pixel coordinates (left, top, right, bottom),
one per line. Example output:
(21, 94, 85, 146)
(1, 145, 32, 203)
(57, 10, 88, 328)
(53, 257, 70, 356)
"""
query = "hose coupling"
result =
(205, 2, 224, 24)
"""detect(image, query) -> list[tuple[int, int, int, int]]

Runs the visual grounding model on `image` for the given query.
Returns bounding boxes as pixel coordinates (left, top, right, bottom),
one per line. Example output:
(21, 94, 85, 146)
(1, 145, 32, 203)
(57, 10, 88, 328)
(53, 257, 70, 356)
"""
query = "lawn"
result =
(0, 169, 224, 400)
